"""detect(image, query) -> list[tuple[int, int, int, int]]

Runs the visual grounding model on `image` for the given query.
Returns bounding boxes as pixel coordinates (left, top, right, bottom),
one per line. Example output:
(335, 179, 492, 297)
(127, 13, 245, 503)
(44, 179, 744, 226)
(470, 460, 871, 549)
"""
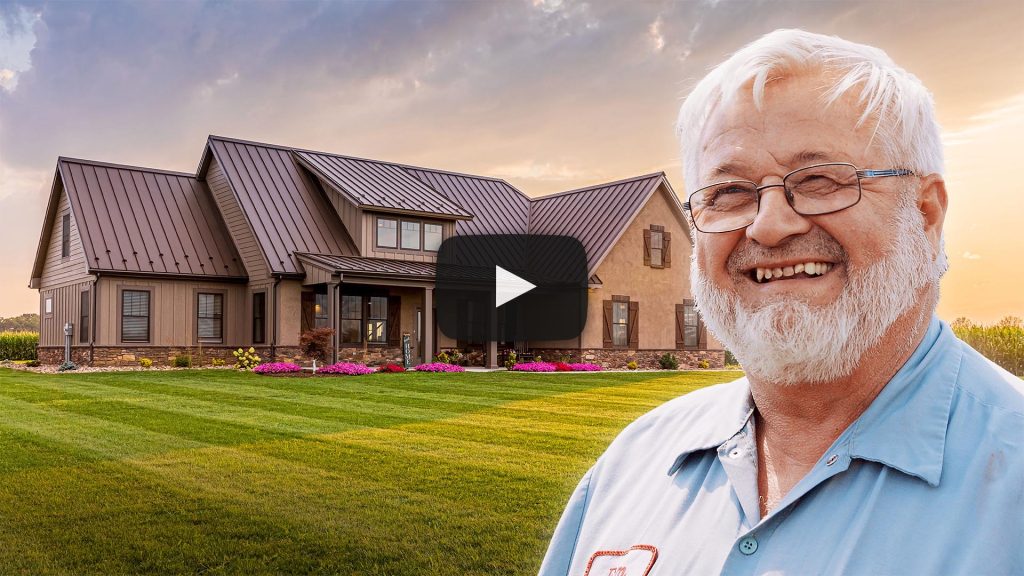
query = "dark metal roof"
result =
(206, 137, 358, 275)
(294, 151, 473, 219)
(529, 173, 666, 273)
(56, 157, 246, 278)
(296, 253, 435, 279)
(404, 169, 531, 235)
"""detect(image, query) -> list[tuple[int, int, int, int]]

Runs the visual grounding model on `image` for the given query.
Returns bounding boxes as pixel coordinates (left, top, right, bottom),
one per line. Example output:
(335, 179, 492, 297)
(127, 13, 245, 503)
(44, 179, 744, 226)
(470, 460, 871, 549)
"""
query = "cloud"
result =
(488, 160, 594, 183)
(648, 17, 665, 53)
(962, 251, 982, 260)
(0, 6, 41, 92)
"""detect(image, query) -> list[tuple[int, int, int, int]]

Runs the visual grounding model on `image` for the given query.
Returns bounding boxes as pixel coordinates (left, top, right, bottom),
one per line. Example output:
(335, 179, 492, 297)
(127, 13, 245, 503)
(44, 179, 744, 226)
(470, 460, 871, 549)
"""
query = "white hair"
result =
(676, 29, 945, 193)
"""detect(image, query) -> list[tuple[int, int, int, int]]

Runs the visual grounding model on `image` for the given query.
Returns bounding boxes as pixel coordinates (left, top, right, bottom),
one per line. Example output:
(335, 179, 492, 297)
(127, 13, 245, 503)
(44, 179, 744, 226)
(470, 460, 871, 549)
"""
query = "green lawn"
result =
(0, 367, 740, 575)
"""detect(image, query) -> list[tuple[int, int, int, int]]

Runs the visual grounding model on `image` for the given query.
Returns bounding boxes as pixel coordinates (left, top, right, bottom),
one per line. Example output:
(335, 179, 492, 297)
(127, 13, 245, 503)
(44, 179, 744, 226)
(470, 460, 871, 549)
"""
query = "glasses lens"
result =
(689, 182, 759, 232)
(785, 163, 860, 215)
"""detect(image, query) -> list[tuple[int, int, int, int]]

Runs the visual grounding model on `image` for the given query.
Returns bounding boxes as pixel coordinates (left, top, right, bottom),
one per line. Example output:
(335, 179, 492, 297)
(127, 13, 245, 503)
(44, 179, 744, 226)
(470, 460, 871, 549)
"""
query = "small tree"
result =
(300, 328, 335, 363)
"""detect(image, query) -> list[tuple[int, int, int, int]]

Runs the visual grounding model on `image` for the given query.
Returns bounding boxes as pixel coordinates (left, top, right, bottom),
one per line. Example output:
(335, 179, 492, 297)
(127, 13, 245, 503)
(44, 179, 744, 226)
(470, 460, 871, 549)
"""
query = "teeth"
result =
(754, 262, 834, 283)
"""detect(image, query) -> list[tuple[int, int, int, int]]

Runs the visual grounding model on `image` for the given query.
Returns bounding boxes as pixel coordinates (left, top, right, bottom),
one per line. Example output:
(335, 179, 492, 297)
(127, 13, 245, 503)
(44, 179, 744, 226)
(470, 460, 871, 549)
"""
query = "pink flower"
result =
(253, 362, 303, 374)
(413, 362, 466, 373)
(509, 362, 557, 372)
(318, 362, 375, 376)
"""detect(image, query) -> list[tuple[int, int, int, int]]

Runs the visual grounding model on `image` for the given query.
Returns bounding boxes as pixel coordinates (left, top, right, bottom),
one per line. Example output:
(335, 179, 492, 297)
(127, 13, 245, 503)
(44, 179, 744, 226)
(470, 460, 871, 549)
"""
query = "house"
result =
(29, 136, 724, 368)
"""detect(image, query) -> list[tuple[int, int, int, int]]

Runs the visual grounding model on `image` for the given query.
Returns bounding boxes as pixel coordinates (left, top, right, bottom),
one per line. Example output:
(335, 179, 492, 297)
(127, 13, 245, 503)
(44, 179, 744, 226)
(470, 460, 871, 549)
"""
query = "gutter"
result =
(90, 272, 99, 364)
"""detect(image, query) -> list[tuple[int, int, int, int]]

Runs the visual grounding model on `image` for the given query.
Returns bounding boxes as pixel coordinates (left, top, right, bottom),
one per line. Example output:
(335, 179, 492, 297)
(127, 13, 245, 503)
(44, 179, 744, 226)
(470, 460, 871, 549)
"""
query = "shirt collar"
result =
(845, 316, 961, 486)
(667, 316, 961, 485)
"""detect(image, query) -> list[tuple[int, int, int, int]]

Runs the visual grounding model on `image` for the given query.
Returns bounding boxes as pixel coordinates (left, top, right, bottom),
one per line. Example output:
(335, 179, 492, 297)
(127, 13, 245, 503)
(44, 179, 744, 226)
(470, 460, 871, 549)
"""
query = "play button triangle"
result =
(495, 265, 536, 308)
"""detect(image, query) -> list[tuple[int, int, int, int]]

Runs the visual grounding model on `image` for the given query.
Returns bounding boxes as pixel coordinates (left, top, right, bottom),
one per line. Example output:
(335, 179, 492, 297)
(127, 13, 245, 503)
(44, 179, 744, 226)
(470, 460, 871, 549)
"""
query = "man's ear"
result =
(916, 174, 947, 252)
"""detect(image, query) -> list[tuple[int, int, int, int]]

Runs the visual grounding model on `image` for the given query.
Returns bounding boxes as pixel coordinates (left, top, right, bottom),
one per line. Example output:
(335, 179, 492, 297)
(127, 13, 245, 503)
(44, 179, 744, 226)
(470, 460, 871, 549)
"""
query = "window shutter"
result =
(300, 292, 315, 333)
(643, 229, 651, 266)
(628, 301, 639, 349)
(602, 300, 613, 348)
(675, 303, 685, 350)
(387, 295, 401, 346)
(663, 231, 671, 268)
(698, 311, 708, 349)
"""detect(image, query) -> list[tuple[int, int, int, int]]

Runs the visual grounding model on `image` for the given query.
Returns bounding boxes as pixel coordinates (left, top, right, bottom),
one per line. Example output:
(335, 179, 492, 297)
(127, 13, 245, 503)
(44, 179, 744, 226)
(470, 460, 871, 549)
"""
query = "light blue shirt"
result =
(540, 318, 1024, 575)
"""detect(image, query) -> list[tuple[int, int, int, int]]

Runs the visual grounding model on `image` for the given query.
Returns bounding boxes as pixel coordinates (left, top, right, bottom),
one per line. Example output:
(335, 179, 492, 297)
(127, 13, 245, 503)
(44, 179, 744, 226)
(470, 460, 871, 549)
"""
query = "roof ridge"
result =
(58, 156, 196, 178)
(531, 172, 665, 202)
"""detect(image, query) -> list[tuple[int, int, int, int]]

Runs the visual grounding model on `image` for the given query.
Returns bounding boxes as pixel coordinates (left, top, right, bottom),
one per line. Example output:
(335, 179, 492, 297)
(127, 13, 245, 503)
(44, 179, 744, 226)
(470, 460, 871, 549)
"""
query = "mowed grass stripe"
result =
(0, 368, 738, 575)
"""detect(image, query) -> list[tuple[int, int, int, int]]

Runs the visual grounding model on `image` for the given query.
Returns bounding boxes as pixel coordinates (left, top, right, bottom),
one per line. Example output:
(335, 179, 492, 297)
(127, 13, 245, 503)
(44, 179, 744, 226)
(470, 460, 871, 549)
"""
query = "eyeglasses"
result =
(683, 162, 915, 233)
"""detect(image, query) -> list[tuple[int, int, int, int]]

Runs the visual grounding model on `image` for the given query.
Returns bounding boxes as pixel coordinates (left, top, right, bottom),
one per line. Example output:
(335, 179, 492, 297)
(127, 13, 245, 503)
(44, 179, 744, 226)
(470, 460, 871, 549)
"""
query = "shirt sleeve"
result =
(537, 466, 595, 576)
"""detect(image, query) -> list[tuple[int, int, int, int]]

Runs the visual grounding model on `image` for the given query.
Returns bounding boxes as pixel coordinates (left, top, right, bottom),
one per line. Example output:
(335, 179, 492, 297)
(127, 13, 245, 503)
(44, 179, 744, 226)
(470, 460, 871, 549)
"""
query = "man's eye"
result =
(705, 186, 753, 209)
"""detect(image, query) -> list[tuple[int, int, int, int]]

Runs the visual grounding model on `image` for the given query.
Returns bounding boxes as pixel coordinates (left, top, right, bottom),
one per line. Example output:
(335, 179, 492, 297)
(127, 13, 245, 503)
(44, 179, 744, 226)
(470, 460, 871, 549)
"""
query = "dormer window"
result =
(401, 221, 421, 250)
(424, 223, 443, 252)
(377, 218, 398, 248)
(375, 215, 444, 253)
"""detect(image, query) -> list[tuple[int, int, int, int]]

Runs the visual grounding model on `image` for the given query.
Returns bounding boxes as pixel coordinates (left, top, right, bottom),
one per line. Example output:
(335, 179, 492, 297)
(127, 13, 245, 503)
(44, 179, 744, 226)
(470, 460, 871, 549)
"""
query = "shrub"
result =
(0, 331, 38, 361)
(434, 351, 451, 364)
(503, 350, 518, 370)
(173, 354, 192, 368)
(379, 363, 406, 373)
(299, 328, 335, 363)
(626, 360, 638, 370)
(25, 360, 41, 368)
(724, 350, 740, 367)
(253, 362, 302, 375)
(509, 362, 556, 372)
(318, 362, 375, 376)
(211, 358, 225, 367)
(414, 362, 465, 373)
(57, 360, 78, 372)
(233, 347, 261, 371)
(658, 353, 679, 370)
(698, 359, 711, 369)
(138, 358, 153, 369)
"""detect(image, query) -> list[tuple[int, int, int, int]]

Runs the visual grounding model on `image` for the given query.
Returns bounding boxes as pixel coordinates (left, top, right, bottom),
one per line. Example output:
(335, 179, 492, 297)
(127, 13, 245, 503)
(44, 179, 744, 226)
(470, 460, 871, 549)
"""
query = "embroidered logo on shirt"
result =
(583, 545, 658, 576)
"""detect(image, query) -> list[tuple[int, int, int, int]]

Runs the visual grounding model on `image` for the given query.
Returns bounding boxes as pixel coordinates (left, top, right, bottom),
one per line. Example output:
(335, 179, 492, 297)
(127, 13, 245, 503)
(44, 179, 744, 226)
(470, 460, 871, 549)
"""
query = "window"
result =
(650, 229, 663, 267)
(253, 292, 266, 344)
(644, 225, 671, 268)
(341, 295, 362, 343)
(44, 297, 53, 316)
(401, 221, 421, 250)
(612, 301, 629, 346)
(314, 293, 329, 328)
(367, 296, 387, 343)
(677, 300, 703, 350)
(197, 293, 224, 342)
(424, 223, 443, 252)
(122, 290, 150, 342)
(80, 290, 90, 343)
(61, 214, 71, 258)
(377, 218, 398, 248)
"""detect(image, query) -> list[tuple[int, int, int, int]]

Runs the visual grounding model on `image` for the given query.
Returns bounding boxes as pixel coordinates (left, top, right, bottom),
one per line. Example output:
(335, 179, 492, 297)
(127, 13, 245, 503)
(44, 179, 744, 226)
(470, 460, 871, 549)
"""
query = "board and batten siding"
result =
(316, 175, 365, 255)
(206, 155, 267, 280)
(95, 277, 247, 347)
(39, 281, 93, 346)
(40, 183, 91, 289)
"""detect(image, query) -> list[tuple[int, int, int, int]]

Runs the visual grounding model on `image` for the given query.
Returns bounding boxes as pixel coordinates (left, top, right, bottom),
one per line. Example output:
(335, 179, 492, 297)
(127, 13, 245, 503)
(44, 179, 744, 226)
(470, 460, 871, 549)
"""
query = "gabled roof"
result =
(404, 169, 531, 235)
(31, 158, 246, 281)
(294, 151, 473, 219)
(202, 137, 359, 275)
(529, 173, 684, 273)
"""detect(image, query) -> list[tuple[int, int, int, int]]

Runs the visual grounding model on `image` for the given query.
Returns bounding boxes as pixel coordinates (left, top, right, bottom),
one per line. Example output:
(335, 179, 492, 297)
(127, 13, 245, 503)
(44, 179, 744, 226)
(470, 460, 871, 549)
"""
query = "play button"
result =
(435, 235, 588, 342)
(495, 265, 536, 308)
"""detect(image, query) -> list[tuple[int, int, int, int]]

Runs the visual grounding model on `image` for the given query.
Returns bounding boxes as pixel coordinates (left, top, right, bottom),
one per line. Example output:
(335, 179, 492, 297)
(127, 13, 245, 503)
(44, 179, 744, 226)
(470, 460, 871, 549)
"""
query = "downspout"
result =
(270, 275, 282, 360)
(90, 272, 99, 365)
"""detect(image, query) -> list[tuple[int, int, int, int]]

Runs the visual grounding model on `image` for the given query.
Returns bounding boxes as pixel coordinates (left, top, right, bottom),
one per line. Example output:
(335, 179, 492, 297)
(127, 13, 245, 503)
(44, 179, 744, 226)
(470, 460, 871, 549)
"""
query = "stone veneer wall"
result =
(38, 345, 404, 367)
(527, 348, 725, 370)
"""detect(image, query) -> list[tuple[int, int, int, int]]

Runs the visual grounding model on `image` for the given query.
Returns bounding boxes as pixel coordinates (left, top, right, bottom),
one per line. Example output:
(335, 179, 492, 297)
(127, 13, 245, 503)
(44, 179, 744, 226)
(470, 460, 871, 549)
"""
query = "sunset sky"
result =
(1, 0, 1021, 323)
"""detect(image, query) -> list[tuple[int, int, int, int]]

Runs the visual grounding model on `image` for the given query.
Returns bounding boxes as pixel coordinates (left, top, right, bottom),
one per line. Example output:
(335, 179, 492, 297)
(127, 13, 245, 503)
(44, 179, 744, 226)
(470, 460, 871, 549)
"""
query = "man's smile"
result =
(748, 261, 835, 283)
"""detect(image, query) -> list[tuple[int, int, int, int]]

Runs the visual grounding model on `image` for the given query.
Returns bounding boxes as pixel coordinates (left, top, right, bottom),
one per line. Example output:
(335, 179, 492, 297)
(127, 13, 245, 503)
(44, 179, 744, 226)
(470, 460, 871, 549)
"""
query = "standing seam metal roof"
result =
(57, 158, 245, 278)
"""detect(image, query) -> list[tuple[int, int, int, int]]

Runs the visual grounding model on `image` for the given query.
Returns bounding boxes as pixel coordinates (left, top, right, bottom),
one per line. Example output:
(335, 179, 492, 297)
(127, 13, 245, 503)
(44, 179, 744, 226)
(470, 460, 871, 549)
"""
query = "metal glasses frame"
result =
(682, 162, 916, 233)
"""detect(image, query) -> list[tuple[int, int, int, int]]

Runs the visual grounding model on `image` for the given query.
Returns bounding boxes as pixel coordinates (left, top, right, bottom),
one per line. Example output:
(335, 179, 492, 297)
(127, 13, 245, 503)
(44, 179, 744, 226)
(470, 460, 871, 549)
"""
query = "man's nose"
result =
(745, 183, 812, 246)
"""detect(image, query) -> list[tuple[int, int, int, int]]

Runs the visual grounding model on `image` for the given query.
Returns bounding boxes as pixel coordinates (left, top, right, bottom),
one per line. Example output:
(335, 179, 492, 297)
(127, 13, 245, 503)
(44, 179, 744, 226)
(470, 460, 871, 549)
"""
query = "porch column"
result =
(329, 276, 341, 364)
(424, 287, 434, 363)
(486, 307, 499, 369)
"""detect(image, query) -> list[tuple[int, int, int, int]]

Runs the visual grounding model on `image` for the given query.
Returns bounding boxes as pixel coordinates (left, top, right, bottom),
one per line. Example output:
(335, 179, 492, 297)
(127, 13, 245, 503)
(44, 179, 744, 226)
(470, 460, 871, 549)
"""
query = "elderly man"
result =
(540, 29, 1023, 575)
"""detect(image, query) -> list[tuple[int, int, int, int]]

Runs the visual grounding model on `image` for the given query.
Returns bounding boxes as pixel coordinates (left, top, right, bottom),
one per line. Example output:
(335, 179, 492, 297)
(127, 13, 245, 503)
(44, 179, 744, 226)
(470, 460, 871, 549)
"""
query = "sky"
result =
(0, 0, 1021, 323)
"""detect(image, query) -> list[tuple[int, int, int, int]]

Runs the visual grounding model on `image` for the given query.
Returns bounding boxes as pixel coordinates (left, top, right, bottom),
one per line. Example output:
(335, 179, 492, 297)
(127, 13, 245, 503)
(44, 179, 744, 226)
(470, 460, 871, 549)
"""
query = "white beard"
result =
(691, 199, 939, 385)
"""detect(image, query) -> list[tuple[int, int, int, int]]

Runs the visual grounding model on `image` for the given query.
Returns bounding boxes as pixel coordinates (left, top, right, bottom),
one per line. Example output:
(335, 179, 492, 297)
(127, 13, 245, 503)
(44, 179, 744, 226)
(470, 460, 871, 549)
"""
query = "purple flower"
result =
(317, 362, 375, 376)
(253, 362, 303, 374)
(413, 362, 466, 373)
(509, 362, 557, 372)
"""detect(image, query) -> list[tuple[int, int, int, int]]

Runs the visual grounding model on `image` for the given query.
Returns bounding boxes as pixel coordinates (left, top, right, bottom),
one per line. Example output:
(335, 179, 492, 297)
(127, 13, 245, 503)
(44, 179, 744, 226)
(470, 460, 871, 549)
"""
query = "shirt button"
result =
(826, 454, 838, 466)
(729, 449, 742, 459)
(738, 536, 758, 555)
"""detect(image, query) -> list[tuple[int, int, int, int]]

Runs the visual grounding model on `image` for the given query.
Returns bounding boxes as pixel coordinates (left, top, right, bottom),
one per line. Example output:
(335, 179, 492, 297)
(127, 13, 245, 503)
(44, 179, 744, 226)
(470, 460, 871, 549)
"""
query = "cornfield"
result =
(0, 331, 39, 361)
(952, 318, 1024, 376)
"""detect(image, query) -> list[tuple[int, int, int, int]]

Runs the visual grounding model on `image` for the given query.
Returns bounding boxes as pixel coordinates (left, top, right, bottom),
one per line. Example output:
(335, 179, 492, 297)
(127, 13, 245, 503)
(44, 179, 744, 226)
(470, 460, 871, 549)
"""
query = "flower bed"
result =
(513, 361, 602, 372)
(378, 363, 406, 373)
(414, 362, 465, 373)
(253, 362, 302, 375)
(318, 362, 375, 376)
